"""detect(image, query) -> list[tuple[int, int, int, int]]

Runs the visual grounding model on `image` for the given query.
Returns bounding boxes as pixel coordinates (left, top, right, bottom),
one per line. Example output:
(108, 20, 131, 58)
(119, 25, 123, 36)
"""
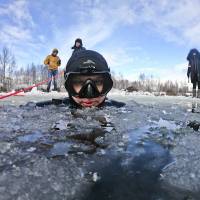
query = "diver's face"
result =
(71, 75, 105, 107)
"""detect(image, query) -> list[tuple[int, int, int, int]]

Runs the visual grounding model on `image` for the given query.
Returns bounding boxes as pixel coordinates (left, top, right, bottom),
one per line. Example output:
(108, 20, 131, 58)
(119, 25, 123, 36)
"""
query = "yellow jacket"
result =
(44, 55, 61, 70)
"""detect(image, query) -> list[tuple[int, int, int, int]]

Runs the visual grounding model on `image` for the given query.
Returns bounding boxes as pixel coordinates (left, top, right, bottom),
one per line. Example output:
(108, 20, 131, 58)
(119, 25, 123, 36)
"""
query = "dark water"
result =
(83, 140, 174, 200)
(82, 128, 197, 200)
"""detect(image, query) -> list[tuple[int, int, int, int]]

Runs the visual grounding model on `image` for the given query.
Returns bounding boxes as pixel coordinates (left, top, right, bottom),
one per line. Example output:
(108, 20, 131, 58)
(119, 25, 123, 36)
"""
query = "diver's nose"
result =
(79, 80, 100, 98)
(85, 83, 94, 98)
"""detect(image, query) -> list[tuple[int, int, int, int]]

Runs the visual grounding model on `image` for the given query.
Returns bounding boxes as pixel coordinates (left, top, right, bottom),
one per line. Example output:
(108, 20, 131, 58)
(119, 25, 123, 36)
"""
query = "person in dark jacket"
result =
(36, 50, 124, 108)
(187, 48, 200, 98)
(71, 38, 86, 55)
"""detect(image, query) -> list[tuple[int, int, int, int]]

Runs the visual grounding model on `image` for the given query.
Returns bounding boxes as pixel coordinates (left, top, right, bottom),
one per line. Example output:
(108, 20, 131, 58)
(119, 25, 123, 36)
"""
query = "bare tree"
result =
(30, 63, 36, 84)
(0, 47, 13, 90)
(8, 56, 16, 77)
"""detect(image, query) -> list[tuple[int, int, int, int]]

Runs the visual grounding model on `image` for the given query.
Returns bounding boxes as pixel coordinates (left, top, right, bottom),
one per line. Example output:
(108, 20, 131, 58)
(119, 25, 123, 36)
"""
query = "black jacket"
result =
(35, 97, 125, 108)
(187, 49, 200, 83)
(71, 46, 86, 56)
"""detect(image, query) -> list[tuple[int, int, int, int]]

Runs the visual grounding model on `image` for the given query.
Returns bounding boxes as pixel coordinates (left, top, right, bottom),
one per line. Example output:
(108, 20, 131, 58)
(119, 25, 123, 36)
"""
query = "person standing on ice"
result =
(187, 48, 200, 98)
(44, 48, 61, 92)
(71, 38, 86, 56)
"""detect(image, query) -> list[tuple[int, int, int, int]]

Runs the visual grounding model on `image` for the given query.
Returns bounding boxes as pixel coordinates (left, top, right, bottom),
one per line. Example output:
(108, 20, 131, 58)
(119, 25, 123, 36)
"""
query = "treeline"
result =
(2, 64, 65, 92)
(112, 73, 189, 96)
(0, 47, 64, 91)
(0, 47, 189, 96)
(0, 47, 16, 91)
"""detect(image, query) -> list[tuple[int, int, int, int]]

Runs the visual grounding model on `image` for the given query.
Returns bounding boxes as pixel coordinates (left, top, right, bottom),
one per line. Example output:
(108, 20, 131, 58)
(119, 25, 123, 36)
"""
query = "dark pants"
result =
(192, 73, 200, 89)
(193, 82, 200, 89)
(47, 70, 58, 91)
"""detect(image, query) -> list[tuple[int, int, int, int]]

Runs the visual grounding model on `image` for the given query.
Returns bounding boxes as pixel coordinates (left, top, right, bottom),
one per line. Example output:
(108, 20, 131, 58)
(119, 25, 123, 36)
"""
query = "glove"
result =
(57, 59, 61, 65)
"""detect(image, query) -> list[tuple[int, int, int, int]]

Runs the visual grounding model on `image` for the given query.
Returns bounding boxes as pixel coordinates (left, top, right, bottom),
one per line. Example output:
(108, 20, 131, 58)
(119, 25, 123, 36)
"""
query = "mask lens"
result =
(71, 78, 85, 93)
(71, 75, 103, 94)
(94, 79, 103, 86)
(93, 79, 103, 93)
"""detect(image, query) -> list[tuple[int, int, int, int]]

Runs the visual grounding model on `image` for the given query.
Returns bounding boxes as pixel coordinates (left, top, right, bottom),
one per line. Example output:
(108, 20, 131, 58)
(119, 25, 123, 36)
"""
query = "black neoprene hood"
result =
(65, 50, 110, 74)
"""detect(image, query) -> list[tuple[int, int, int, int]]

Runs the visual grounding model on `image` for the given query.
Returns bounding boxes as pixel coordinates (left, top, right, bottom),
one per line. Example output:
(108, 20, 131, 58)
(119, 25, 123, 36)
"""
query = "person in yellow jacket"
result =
(44, 48, 61, 92)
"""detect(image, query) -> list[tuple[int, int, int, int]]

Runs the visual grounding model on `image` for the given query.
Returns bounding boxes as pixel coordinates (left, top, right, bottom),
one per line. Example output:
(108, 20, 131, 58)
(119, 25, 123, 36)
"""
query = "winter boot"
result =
(193, 89, 197, 98)
(47, 83, 51, 92)
(197, 89, 200, 98)
(46, 86, 50, 92)
(53, 81, 57, 91)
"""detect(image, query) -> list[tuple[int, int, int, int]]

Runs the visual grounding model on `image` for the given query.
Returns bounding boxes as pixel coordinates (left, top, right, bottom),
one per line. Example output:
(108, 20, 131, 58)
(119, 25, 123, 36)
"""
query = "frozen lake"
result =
(0, 91, 200, 200)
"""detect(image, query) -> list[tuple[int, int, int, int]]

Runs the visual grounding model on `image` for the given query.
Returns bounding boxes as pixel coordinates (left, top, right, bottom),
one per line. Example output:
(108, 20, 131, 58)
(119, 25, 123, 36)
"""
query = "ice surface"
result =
(0, 92, 200, 199)
(18, 131, 43, 142)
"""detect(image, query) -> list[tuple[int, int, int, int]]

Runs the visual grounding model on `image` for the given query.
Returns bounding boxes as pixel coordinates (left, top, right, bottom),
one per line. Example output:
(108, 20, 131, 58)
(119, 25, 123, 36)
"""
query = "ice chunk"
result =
(18, 131, 43, 142)
(92, 172, 100, 182)
(0, 142, 11, 153)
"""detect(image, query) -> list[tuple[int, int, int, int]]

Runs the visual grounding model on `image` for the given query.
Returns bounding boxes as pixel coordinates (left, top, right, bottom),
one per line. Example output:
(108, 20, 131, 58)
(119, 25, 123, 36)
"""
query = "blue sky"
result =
(0, 0, 200, 82)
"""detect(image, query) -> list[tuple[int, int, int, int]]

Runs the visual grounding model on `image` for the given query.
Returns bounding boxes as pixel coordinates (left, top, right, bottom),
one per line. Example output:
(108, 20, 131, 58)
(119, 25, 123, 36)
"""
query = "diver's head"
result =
(64, 50, 113, 107)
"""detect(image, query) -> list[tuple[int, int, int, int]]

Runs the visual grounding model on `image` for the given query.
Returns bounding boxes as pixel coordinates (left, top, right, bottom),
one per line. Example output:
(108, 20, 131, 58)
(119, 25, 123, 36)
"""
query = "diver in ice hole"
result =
(37, 50, 124, 108)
